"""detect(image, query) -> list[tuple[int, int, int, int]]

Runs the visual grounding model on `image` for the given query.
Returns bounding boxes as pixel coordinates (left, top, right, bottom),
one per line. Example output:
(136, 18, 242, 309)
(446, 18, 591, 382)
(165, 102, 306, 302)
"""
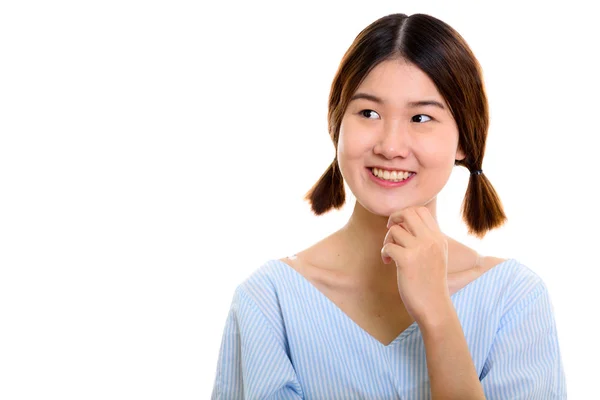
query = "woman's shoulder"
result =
(486, 256, 544, 287)
(472, 256, 549, 311)
(232, 258, 299, 308)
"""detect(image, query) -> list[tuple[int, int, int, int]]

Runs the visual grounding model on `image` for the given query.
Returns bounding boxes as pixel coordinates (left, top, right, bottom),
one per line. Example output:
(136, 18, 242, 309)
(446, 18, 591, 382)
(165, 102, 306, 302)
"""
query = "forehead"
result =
(355, 59, 445, 105)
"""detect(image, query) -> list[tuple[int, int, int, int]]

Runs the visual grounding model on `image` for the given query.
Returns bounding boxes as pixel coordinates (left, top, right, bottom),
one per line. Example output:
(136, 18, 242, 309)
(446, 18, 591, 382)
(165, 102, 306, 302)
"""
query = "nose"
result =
(373, 118, 411, 159)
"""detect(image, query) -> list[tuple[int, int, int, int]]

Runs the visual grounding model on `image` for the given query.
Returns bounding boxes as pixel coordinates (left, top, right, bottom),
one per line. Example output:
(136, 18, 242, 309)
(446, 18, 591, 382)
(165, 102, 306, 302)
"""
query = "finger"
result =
(387, 207, 428, 237)
(381, 242, 405, 265)
(384, 224, 416, 249)
(381, 231, 396, 263)
(414, 206, 441, 233)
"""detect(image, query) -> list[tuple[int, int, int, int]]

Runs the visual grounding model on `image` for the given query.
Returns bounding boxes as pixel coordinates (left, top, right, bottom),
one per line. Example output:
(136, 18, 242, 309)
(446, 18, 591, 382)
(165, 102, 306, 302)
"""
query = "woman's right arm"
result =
(211, 286, 304, 399)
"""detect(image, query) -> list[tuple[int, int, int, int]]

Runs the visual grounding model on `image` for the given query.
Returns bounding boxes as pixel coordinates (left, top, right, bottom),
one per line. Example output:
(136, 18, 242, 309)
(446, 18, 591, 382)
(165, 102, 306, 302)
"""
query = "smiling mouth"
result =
(368, 167, 416, 182)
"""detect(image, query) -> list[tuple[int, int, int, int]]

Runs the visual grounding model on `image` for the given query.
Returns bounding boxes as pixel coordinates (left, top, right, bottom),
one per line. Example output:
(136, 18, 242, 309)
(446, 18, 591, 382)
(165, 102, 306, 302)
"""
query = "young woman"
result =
(211, 13, 566, 399)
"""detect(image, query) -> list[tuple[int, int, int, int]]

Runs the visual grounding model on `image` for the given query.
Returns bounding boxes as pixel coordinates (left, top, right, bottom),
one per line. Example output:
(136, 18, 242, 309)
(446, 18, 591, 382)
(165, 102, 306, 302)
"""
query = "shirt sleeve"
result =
(211, 285, 303, 400)
(480, 280, 567, 399)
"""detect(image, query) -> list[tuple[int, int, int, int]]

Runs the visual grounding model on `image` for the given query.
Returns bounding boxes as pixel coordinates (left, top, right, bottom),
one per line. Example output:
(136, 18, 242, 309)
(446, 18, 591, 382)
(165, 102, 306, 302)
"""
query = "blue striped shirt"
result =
(211, 258, 566, 399)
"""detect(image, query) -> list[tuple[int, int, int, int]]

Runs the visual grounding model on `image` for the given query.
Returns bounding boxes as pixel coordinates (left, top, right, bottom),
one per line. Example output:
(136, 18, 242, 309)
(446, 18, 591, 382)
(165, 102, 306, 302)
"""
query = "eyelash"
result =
(358, 109, 433, 123)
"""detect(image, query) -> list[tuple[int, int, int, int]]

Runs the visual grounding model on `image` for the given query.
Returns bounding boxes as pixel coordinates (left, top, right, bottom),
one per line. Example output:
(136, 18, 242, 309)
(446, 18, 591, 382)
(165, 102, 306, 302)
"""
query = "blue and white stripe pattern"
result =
(211, 258, 567, 399)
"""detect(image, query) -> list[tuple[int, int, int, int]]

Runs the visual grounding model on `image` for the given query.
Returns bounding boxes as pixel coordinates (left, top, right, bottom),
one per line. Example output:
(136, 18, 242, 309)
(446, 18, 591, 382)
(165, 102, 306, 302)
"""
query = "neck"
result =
(337, 198, 449, 280)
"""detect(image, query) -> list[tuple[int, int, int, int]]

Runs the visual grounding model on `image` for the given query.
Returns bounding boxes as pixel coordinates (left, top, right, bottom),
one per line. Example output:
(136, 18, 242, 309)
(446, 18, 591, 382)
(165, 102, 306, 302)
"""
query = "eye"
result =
(412, 114, 432, 123)
(359, 109, 380, 119)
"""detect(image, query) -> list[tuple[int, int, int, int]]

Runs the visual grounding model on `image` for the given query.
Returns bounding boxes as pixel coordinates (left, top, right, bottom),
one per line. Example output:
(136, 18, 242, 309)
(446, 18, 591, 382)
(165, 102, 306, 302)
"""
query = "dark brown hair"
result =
(304, 13, 507, 239)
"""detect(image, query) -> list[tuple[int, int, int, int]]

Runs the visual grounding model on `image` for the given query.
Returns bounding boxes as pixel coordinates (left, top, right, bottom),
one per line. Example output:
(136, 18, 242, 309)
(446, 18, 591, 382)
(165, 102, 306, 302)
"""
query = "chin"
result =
(358, 198, 409, 217)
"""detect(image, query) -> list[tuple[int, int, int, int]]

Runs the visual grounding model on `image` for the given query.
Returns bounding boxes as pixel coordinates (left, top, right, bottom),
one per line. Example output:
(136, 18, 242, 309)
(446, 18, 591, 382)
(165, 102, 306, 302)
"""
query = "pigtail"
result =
(304, 158, 346, 215)
(461, 169, 507, 239)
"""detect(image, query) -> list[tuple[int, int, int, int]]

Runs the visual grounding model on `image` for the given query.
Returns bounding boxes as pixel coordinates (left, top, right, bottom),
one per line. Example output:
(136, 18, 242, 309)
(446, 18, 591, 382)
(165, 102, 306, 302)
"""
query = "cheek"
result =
(417, 135, 459, 166)
(338, 121, 364, 157)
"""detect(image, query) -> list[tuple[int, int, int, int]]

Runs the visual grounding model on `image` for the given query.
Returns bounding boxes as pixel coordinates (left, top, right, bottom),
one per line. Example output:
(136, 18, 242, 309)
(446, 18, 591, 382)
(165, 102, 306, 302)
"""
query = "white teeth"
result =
(371, 168, 413, 182)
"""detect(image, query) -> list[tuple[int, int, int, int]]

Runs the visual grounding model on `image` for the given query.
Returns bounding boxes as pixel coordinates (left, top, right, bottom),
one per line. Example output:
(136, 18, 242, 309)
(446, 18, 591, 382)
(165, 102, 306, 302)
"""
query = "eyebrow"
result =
(349, 92, 446, 110)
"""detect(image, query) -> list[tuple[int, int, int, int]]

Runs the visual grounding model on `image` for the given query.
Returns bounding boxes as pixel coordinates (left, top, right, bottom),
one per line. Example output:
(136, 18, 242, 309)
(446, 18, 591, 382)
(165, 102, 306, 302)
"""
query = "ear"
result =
(455, 145, 466, 161)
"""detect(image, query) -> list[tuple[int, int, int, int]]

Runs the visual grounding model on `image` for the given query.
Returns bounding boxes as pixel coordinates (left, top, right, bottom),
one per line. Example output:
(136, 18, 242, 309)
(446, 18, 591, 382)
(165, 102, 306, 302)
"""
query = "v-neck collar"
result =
(271, 257, 515, 349)
(273, 259, 419, 349)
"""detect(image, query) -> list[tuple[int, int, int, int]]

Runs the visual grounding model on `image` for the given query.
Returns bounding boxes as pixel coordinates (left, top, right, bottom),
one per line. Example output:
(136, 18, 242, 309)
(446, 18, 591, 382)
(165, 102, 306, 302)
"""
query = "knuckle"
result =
(390, 225, 402, 233)
(392, 224, 408, 237)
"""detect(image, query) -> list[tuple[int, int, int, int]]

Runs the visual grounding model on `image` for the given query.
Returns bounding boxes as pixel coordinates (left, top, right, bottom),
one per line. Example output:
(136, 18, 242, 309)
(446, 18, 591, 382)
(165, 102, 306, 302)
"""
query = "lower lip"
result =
(367, 168, 416, 188)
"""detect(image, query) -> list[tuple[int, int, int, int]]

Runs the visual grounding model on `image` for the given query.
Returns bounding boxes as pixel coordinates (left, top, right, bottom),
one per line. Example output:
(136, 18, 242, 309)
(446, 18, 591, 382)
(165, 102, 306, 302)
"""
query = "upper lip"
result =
(368, 165, 416, 173)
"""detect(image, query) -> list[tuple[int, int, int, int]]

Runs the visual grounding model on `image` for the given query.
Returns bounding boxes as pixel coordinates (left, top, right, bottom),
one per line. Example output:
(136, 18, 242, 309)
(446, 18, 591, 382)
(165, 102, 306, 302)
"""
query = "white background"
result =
(1, 0, 598, 398)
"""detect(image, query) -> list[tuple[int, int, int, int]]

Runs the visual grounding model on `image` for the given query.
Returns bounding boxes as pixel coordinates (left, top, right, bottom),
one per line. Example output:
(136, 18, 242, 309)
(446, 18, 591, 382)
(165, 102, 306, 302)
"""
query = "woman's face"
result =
(337, 58, 465, 217)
